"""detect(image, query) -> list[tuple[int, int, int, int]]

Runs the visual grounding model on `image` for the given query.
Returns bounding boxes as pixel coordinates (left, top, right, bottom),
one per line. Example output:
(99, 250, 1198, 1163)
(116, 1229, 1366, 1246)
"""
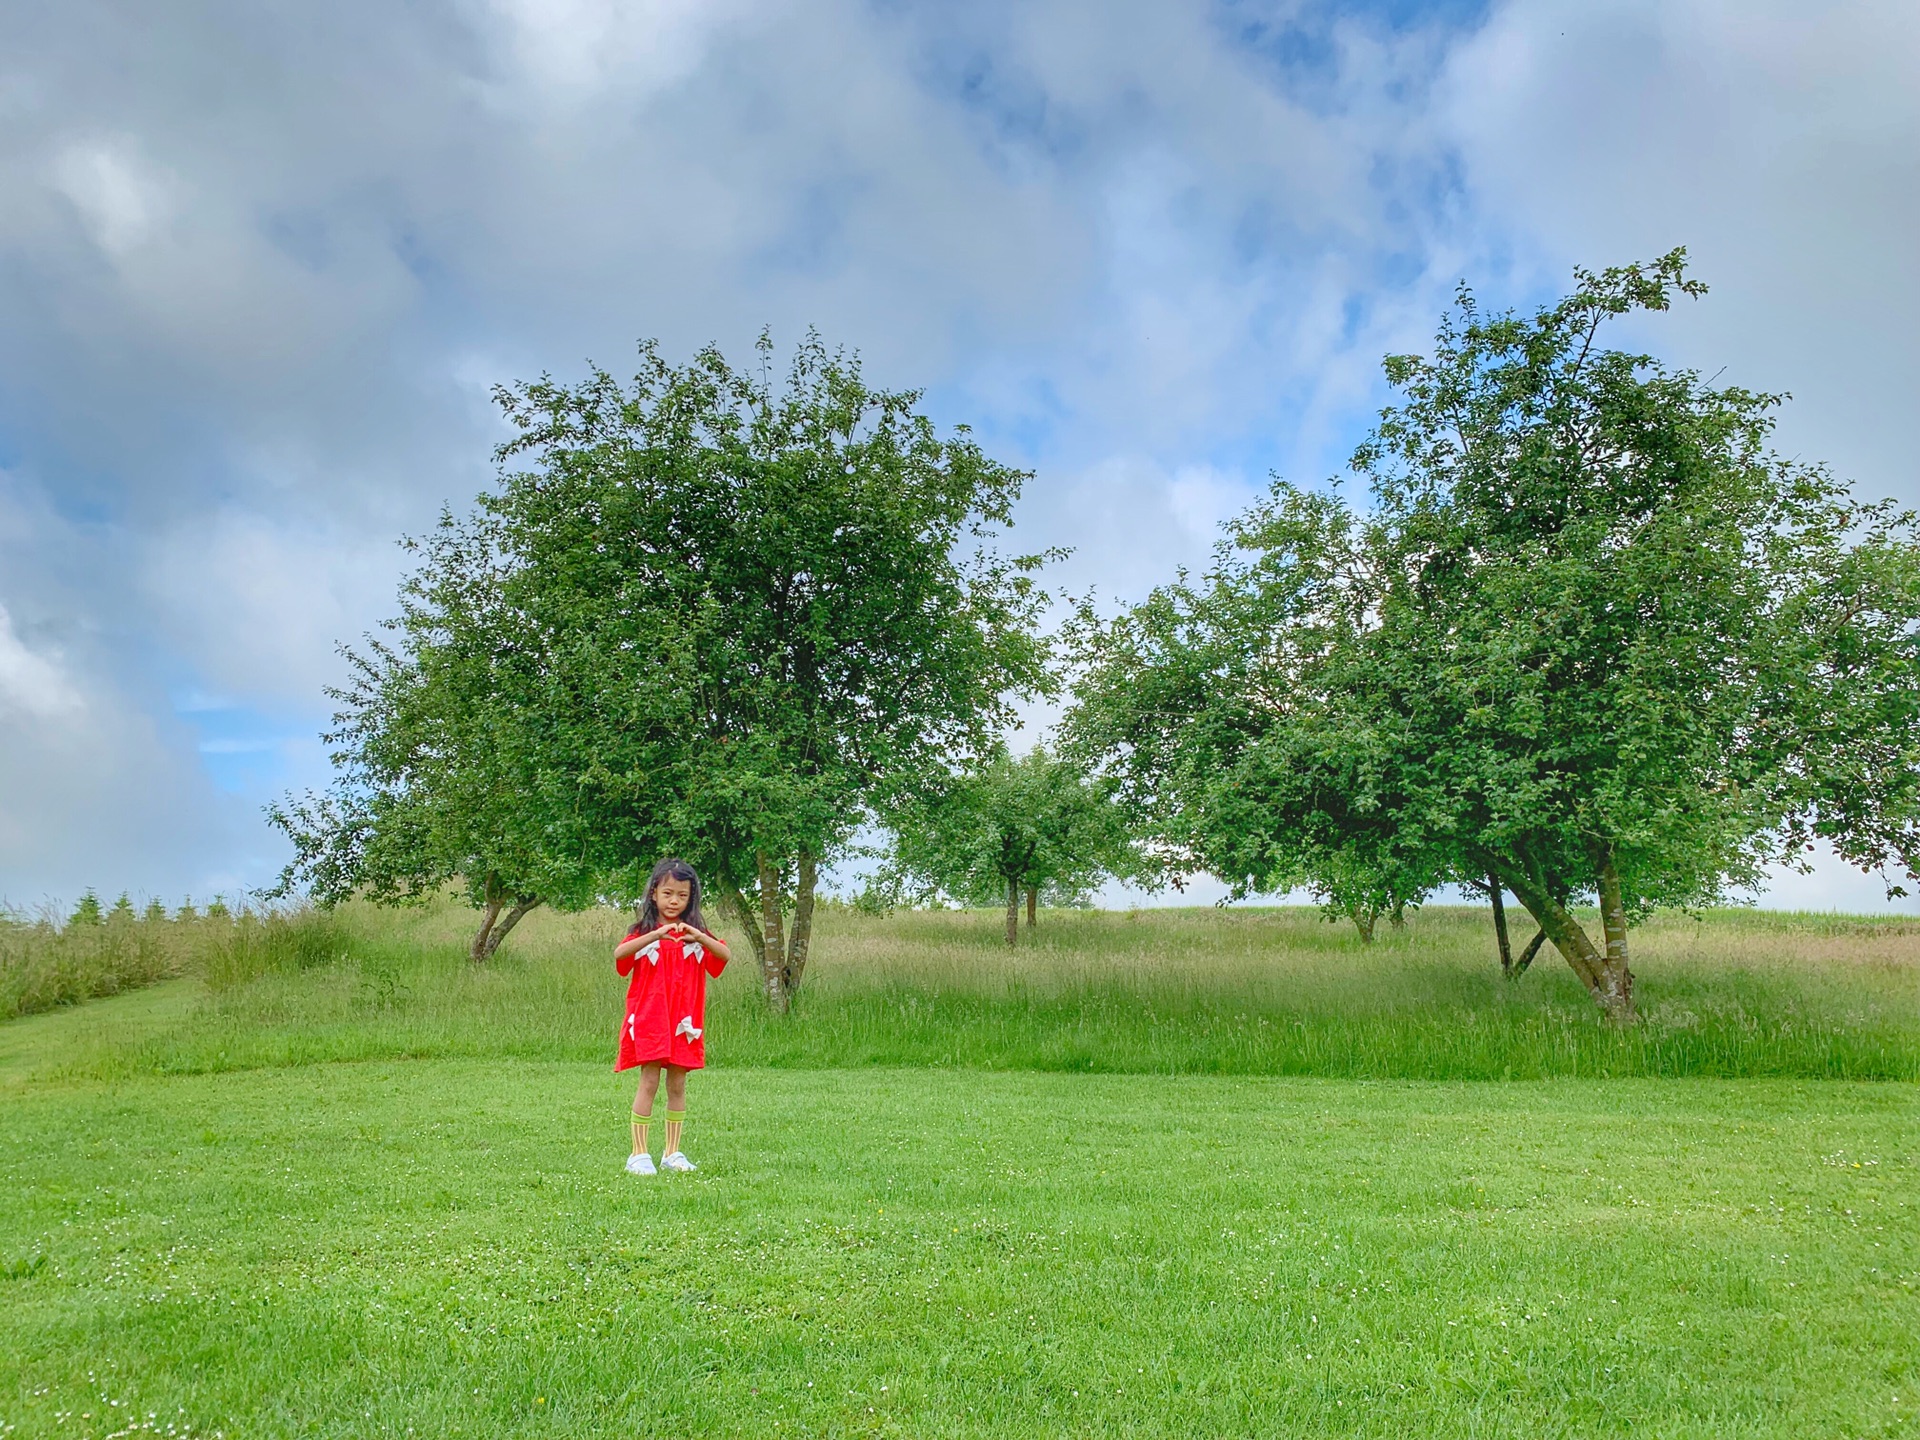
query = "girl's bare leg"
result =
(663, 1065, 689, 1156)
(631, 1063, 662, 1154)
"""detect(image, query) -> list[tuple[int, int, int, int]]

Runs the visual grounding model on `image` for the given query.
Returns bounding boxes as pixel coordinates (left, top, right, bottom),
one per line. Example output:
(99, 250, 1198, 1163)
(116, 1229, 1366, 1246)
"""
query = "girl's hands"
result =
(617, 920, 719, 962)
(637, 920, 705, 945)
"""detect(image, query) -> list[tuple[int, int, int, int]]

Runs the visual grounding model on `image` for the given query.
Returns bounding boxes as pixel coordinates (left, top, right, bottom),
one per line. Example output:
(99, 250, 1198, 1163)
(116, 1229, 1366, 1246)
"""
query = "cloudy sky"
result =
(1, 0, 1915, 910)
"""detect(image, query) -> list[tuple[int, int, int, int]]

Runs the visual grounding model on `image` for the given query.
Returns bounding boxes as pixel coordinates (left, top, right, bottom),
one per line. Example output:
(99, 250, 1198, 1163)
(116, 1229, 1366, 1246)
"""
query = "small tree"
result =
(882, 746, 1143, 945)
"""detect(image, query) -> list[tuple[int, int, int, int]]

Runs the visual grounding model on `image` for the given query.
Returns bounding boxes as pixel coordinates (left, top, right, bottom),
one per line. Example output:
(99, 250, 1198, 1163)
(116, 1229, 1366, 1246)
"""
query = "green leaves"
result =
(1064, 478, 1436, 927)
(269, 501, 601, 943)
(274, 332, 1055, 981)
(489, 333, 1054, 907)
(1068, 252, 1920, 1014)
(881, 746, 1144, 917)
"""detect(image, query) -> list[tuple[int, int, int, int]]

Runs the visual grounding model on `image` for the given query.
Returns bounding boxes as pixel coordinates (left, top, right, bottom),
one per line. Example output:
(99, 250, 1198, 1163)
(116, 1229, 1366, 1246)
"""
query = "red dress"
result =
(614, 925, 727, 1072)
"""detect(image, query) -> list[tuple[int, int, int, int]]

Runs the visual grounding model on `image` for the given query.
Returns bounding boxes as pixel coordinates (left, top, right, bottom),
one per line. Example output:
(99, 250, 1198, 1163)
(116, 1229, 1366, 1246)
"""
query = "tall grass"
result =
(1, 908, 186, 1018)
(0, 903, 348, 1021)
(721, 904, 1920, 1079)
(201, 908, 353, 990)
(26, 893, 1919, 1082)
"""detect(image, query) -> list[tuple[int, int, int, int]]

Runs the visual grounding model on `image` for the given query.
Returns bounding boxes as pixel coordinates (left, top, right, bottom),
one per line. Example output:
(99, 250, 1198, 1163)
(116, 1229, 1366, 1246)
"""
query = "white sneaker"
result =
(625, 1151, 657, 1176)
(661, 1150, 697, 1173)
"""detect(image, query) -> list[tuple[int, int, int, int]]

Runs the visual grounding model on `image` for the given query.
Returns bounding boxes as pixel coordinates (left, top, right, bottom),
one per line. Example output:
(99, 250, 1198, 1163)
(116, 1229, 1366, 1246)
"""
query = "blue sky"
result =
(1, 0, 1916, 910)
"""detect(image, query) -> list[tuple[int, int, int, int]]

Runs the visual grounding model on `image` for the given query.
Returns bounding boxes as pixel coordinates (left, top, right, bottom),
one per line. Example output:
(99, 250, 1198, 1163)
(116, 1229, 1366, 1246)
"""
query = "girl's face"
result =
(654, 876, 691, 921)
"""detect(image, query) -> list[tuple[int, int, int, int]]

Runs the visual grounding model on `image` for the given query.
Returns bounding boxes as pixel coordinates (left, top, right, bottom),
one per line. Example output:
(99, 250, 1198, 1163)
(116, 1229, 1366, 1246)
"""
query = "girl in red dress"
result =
(614, 858, 730, 1175)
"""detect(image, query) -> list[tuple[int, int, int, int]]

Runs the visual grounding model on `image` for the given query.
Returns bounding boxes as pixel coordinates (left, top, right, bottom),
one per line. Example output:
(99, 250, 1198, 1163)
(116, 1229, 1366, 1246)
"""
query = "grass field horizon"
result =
(8, 897, 1917, 1084)
(5, 901, 1917, 1436)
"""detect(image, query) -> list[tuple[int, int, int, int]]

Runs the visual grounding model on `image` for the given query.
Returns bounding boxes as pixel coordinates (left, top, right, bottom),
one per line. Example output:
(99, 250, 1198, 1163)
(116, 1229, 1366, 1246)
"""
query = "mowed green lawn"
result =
(1, 1002, 1914, 1436)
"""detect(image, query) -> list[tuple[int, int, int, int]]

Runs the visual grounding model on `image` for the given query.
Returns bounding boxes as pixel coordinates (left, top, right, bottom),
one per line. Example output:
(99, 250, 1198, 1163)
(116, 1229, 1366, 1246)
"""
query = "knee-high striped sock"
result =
(664, 1109, 686, 1156)
(630, 1106, 653, 1156)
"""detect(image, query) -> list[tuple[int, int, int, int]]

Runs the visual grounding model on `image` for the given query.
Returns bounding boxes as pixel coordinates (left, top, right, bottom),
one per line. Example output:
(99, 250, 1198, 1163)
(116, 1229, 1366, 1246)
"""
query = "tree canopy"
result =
(270, 506, 601, 960)
(275, 333, 1055, 996)
(1067, 251, 1920, 1019)
(879, 745, 1143, 945)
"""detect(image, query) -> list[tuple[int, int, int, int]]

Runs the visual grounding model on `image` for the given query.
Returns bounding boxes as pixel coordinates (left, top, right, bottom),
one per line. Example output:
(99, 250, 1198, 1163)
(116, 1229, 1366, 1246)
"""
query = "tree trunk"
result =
(1005, 877, 1020, 947)
(1514, 928, 1547, 976)
(1590, 842, 1636, 1021)
(479, 897, 541, 960)
(1495, 860, 1635, 1022)
(786, 848, 818, 993)
(1389, 898, 1407, 931)
(1026, 885, 1037, 930)
(721, 881, 768, 974)
(1349, 905, 1377, 944)
(755, 852, 790, 1014)
(468, 875, 514, 963)
(470, 882, 504, 965)
(1489, 877, 1514, 974)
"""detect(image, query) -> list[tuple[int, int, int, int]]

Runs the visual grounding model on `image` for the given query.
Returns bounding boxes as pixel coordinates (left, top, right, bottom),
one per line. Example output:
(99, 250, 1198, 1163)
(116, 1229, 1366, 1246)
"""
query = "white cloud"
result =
(1758, 842, 1919, 915)
(140, 508, 406, 704)
(1439, 0, 1920, 499)
(1037, 454, 1253, 602)
(485, 0, 754, 100)
(0, 0, 1911, 911)
(1166, 464, 1253, 547)
(51, 138, 168, 255)
(0, 602, 82, 720)
(0, 621, 234, 905)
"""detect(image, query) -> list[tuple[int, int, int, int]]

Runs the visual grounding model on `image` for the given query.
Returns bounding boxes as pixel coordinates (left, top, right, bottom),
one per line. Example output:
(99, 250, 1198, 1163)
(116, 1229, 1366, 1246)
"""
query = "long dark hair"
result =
(636, 857, 707, 934)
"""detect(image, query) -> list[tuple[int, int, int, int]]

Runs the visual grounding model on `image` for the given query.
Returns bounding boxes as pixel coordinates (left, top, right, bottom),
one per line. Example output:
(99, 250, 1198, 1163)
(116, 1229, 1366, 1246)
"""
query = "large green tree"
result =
(880, 745, 1143, 945)
(489, 334, 1054, 1008)
(1069, 252, 1920, 1019)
